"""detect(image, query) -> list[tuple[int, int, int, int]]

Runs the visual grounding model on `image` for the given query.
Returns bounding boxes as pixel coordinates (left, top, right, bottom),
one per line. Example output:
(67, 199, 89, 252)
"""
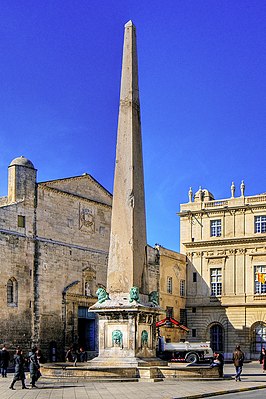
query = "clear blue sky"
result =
(1, 1, 265, 252)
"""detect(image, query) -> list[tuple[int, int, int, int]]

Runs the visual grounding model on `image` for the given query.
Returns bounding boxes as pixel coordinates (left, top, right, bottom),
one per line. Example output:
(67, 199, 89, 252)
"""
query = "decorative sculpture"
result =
(141, 330, 148, 346)
(112, 330, 123, 348)
(129, 286, 140, 302)
(96, 287, 110, 303)
(149, 291, 159, 306)
(240, 180, 245, 197)
(188, 187, 193, 202)
(231, 181, 235, 198)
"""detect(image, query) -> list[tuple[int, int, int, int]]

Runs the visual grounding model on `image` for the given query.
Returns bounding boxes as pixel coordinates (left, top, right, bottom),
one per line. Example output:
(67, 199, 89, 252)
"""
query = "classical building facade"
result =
(179, 183, 266, 359)
(155, 246, 187, 342)
(0, 156, 112, 360)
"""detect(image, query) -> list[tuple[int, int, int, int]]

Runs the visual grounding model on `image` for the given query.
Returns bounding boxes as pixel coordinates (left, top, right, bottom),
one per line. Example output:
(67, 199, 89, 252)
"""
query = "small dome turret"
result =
(194, 187, 215, 202)
(9, 156, 35, 169)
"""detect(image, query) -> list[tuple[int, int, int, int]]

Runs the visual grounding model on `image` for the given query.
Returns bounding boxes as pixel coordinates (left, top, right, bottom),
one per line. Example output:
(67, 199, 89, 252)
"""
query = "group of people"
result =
(211, 344, 266, 381)
(1, 342, 266, 386)
(211, 345, 245, 381)
(0, 345, 42, 390)
(65, 346, 87, 366)
(9, 346, 42, 390)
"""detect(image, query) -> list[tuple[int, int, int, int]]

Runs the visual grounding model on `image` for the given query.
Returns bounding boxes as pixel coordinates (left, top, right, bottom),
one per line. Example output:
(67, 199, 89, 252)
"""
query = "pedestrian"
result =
(72, 347, 78, 366)
(232, 344, 245, 381)
(65, 347, 73, 362)
(259, 347, 266, 373)
(211, 351, 224, 378)
(65, 346, 78, 366)
(0, 345, 10, 377)
(79, 347, 87, 362)
(36, 349, 45, 364)
(9, 348, 28, 390)
(29, 346, 41, 388)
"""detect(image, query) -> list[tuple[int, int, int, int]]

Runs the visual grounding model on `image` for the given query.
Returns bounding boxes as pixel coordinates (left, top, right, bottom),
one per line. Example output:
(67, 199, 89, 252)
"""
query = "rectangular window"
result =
(192, 307, 196, 313)
(254, 266, 266, 294)
(210, 219, 221, 237)
(166, 306, 173, 319)
(180, 309, 187, 325)
(255, 216, 266, 233)
(167, 276, 173, 294)
(166, 306, 173, 327)
(192, 328, 197, 338)
(193, 272, 197, 282)
(18, 215, 25, 228)
(210, 268, 222, 296)
(180, 279, 185, 296)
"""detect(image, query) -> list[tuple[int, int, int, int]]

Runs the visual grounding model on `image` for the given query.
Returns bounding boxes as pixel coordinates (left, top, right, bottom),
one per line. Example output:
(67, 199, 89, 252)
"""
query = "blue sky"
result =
(1, 1, 265, 252)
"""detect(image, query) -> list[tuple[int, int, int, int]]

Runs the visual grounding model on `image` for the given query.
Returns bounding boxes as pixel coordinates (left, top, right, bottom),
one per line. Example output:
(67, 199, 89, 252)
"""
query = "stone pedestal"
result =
(90, 295, 161, 366)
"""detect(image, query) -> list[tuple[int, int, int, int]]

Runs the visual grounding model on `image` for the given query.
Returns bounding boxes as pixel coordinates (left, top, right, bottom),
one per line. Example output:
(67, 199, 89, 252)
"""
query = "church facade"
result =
(0, 156, 112, 360)
(179, 183, 266, 359)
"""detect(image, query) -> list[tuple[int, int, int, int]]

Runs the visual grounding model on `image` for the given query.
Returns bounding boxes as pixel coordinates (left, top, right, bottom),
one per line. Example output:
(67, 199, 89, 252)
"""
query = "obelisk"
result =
(90, 21, 160, 367)
(107, 20, 147, 295)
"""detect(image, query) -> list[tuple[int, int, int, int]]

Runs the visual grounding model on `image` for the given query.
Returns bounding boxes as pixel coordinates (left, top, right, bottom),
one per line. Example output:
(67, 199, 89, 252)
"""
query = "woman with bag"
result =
(29, 347, 41, 388)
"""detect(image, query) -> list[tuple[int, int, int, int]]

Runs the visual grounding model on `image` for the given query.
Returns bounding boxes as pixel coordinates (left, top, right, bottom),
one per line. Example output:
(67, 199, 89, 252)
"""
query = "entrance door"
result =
(210, 324, 224, 352)
(78, 307, 96, 351)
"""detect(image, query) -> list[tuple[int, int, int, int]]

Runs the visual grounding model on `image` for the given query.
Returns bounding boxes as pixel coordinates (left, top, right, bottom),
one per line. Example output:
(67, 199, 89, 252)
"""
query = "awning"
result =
(156, 317, 189, 332)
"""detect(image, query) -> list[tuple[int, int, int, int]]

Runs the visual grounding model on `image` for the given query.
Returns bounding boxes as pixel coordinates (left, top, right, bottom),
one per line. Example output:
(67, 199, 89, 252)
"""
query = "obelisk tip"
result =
(125, 20, 134, 28)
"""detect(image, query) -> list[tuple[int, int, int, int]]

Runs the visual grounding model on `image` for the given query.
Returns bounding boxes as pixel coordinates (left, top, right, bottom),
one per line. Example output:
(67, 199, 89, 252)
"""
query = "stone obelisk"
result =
(107, 20, 147, 295)
(90, 21, 159, 368)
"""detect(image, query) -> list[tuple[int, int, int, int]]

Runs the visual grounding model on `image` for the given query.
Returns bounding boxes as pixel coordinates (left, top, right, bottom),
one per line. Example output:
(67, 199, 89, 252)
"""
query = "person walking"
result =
(232, 344, 245, 381)
(9, 348, 28, 390)
(0, 345, 10, 377)
(29, 347, 41, 388)
(259, 347, 266, 372)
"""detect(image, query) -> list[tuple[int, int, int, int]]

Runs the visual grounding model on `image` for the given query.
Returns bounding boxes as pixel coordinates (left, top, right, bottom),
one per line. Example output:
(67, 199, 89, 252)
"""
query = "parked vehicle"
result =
(158, 337, 213, 363)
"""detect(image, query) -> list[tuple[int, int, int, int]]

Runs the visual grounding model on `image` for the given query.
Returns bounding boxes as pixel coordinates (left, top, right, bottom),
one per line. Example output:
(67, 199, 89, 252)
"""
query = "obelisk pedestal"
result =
(90, 21, 161, 367)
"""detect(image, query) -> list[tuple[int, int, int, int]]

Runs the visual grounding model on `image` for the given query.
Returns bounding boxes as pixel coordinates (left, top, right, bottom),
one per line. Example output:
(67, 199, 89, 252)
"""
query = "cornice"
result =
(183, 235, 266, 248)
(38, 185, 111, 209)
(178, 203, 266, 216)
(39, 174, 112, 198)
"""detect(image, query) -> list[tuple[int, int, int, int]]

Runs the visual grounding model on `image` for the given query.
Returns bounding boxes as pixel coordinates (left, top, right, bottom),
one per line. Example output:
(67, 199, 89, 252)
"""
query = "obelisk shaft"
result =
(107, 21, 147, 294)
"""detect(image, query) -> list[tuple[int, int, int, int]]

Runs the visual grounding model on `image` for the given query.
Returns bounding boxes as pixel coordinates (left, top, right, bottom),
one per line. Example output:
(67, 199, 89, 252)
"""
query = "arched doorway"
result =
(251, 322, 266, 355)
(210, 324, 224, 352)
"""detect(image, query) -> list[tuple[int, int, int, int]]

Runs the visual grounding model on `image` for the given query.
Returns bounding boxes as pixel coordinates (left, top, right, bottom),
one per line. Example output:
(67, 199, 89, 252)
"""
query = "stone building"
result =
(179, 183, 266, 359)
(147, 245, 188, 343)
(0, 156, 112, 360)
(155, 246, 188, 343)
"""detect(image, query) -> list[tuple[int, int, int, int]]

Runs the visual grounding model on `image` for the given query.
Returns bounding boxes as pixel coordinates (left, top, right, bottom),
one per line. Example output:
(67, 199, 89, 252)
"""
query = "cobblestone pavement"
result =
(0, 362, 266, 399)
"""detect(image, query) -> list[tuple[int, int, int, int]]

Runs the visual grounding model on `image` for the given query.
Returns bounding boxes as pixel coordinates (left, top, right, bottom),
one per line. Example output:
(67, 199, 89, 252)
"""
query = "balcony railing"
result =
(204, 200, 229, 208)
(246, 195, 266, 203)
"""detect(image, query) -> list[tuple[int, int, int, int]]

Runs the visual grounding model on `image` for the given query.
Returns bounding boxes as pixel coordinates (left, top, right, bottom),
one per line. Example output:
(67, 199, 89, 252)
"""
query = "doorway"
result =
(78, 307, 96, 351)
(210, 324, 224, 352)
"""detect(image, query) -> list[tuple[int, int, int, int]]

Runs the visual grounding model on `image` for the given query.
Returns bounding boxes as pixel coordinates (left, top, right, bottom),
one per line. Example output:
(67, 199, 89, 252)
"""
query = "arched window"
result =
(252, 322, 266, 354)
(7, 277, 18, 306)
(210, 324, 224, 352)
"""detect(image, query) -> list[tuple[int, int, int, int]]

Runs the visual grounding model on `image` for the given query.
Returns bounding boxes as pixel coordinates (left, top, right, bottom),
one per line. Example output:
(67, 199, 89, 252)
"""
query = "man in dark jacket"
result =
(29, 347, 41, 388)
(232, 345, 245, 381)
(0, 345, 10, 377)
(9, 348, 28, 390)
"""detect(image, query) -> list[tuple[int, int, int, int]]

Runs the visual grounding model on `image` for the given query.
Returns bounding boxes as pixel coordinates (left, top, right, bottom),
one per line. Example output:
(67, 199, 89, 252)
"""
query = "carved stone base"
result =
(90, 294, 161, 364)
